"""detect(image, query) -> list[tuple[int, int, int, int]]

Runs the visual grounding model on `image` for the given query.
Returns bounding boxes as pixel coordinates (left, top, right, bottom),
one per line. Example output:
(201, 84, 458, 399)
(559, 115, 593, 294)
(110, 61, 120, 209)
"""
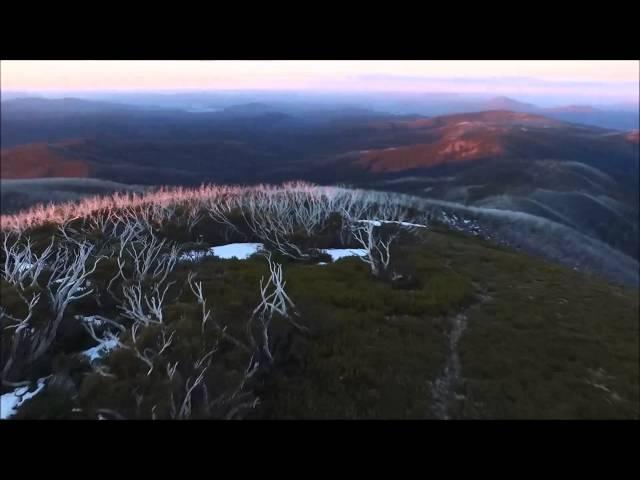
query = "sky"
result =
(1, 60, 638, 104)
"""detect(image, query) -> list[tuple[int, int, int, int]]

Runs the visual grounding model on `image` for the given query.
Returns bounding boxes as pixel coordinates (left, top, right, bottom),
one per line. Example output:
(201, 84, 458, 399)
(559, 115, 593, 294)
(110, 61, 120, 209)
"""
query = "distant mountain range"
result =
(415, 96, 639, 130)
(2, 93, 638, 130)
(0, 91, 43, 102)
(1, 96, 638, 263)
(330, 110, 637, 182)
(0, 97, 178, 117)
(2, 101, 636, 186)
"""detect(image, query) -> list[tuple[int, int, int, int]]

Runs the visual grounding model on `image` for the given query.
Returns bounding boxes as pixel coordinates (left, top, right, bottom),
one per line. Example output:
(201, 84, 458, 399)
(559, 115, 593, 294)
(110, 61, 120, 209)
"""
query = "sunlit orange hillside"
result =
(0, 142, 90, 179)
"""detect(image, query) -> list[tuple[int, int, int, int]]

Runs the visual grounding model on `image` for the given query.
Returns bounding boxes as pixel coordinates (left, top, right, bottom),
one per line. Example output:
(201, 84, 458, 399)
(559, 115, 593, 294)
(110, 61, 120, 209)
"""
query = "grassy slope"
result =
(257, 228, 638, 419)
(6, 224, 638, 419)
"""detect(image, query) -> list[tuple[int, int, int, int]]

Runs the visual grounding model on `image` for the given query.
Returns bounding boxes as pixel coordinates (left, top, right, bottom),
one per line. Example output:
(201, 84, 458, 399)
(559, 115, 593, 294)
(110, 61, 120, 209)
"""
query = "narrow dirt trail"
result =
(430, 311, 468, 419)
(430, 281, 491, 419)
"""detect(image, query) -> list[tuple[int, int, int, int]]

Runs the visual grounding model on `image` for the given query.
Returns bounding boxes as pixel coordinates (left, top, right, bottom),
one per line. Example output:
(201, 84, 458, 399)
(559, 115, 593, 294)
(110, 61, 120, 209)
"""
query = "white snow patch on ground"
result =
(394, 221, 428, 228)
(180, 243, 264, 262)
(76, 315, 105, 327)
(357, 220, 382, 227)
(1, 377, 47, 419)
(355, 219, 428, 228)
(17, 261, 34, 273)
(212, 243, 264, 259)
(321, 248, 368, 261)
(82, 338, 119, 362)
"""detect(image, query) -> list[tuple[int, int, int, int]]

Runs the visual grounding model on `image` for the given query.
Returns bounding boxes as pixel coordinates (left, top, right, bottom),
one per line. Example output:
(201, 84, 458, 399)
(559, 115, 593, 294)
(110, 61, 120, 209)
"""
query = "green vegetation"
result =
(1, 184, 637, 420)
(4, 224, 637, 419)
(252, 231, 639, 419)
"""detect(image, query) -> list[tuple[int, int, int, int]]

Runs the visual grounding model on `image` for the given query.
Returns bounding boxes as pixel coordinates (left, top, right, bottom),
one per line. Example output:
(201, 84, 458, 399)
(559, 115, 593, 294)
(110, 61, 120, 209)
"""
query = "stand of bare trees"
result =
(1, 237, 103, 385)
(1, 182, 432, 418)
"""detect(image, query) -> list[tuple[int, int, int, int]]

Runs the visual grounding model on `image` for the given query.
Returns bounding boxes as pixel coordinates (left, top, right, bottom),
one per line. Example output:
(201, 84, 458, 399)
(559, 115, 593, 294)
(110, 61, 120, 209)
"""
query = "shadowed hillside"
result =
(2, 104, 637, 282)
(0, 178, 145, 214)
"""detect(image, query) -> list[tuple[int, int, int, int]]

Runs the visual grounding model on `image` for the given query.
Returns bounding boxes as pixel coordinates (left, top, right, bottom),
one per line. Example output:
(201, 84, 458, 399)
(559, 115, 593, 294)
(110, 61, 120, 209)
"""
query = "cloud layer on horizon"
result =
(2, 61, 638, 105)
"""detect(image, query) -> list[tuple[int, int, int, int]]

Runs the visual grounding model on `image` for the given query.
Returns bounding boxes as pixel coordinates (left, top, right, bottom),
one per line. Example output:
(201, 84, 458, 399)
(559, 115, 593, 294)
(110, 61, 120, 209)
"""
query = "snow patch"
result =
(76, 315, 105, 327)
(1, 377, 47, 419)
(394, 221, 428, 228)
(321, 248, 367, 261)
(438, 210, 483, 237)
(180, 243, 264, 262)
(82, 338, 119, 362)
(17, 261, 34, 273)
(355, 219, 427, 228)
(357, 220, 382, 227)
(212, 243, 264, 260)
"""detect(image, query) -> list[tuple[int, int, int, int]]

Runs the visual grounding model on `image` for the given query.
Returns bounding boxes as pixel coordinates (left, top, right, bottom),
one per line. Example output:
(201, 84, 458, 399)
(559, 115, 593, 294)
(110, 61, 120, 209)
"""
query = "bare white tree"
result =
(1, 291, 41, 334)
(108, 232, 178, 297)
(248, 253, 305, 364)
(82, 304, 175, 377)
(222, 355, 261, 419)
(81, 315, 126, 342)
(187, 272, 251, 352)
(252, 253, 298, 320)
(166, 348, 260, 420)
(57, 223, 87, 248)
(2, 241, 103, 383)
(349, 221, 399, 276)
(128, 324, 175, 376)
(169, 347, 216, 419)
(242, 203, 309, 260)
(207, 197, 244, 240)
(185, 205, 205, 234)
(118, 281, 174, 326)
(2, 233, 55, 289)
(48, 242, 103, 319)
(84, 211, 111, 235)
